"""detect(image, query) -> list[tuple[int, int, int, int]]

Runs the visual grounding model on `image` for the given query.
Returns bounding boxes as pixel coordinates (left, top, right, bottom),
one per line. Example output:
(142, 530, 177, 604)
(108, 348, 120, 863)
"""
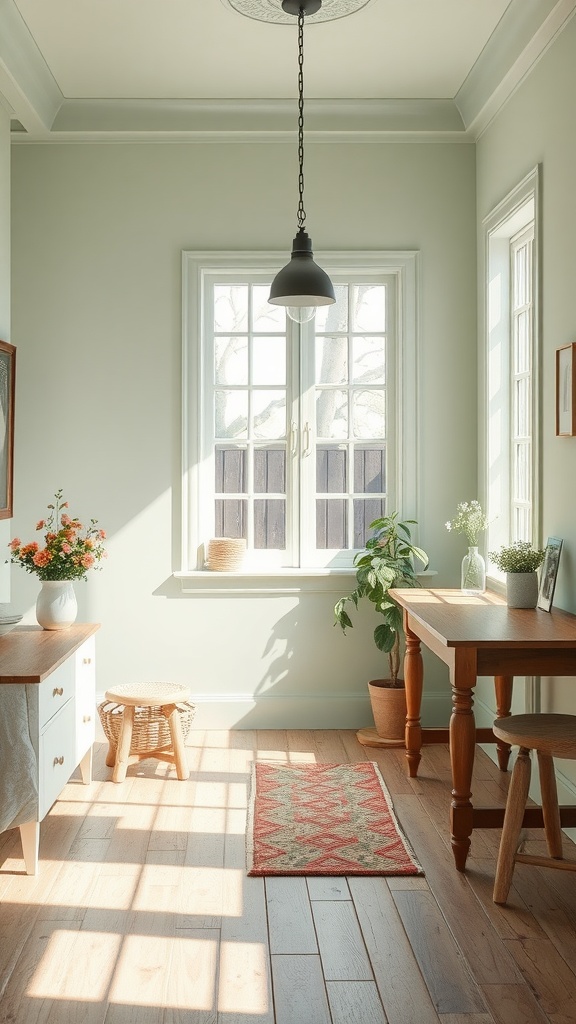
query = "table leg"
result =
(19, 820, 39, 875)
(494, 674, 513, 771)
(404, 623, 423, 778)
(450, 648, 477, 871)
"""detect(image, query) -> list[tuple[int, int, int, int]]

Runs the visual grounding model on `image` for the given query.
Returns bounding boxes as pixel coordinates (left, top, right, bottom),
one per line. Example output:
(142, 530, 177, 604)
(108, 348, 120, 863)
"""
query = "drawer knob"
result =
(53, 687, 64, 697)
(83, 658, 92, 665)
(83, 715, 92, 723)
(53, 756, 65, 766)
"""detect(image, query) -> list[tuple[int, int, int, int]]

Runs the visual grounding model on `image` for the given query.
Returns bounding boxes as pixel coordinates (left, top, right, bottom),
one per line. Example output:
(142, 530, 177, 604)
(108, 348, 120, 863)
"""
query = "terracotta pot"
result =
(367, 679, 407, 745)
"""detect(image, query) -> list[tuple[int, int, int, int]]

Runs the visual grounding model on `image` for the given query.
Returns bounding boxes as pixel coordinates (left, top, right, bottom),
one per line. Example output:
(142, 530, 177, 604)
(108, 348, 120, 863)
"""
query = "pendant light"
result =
(269, 0, 335, 324)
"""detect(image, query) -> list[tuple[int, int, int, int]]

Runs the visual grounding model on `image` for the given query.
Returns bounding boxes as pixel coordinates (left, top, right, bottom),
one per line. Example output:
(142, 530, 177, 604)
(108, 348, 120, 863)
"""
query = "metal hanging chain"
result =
(296, 5, 306, 231)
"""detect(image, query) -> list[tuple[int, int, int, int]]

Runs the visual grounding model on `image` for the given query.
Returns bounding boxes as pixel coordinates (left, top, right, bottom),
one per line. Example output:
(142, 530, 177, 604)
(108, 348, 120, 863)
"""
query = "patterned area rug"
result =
(246, 761, 423, 876)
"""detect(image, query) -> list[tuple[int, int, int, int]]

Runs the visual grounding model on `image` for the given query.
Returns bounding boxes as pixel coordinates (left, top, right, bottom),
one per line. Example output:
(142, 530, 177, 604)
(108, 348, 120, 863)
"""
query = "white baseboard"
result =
(95, 690, 452, 731)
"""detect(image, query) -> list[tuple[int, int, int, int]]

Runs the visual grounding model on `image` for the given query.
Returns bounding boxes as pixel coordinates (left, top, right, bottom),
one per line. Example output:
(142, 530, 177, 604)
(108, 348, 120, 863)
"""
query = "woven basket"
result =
(206, 537, 246, 571)
(98, 699, 196, 754)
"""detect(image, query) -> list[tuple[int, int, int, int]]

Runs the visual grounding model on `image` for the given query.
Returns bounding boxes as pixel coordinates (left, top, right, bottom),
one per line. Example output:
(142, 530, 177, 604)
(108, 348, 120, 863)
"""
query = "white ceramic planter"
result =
(506, 572, 538, 609)
(36, 580, 78, 630)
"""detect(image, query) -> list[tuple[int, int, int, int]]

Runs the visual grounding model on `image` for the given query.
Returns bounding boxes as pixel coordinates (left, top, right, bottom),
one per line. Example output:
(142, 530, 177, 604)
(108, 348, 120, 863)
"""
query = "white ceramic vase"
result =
(36, 580, 78, 630)
(506, 571, 538, 609)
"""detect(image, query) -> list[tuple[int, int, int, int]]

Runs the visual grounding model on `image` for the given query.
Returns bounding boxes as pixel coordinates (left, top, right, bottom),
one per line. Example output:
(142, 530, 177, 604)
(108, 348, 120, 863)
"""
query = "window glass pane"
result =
(215, 447, 246, 493)
(214, 285, 248, 332)
(252, 286, 286, 331)
(215, 499, 247, 538)
(514, 378, 529, 437)
(353, 447, 385, 493)
(316, 499, 347, 549)
(254, 448, 286, 494)
(513, 505, 531, 542)
(316, 447, 347, 493)
(315, 285, 348, 332)
(514, 310, 530, 373)
(254, 499, 285, 549)
(353, 390, 385, 439)
(316, 337, 347, 385)
(352, 285, 385, 332)
(352, 336, 385, 384)
(215, 336, 248, 385)
(513, 441, 530, 502)
(354, 498, 385, 548)
(316, 390, 348, 439)
(513, 245, 528, 309)
(252, 336, 286, 385)
(215, 391, 248, 438)
(253, 390, 286, 439)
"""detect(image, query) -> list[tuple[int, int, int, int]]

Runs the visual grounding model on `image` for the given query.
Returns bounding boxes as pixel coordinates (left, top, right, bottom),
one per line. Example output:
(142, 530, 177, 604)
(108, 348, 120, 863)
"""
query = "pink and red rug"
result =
(246, 760, 423, 876)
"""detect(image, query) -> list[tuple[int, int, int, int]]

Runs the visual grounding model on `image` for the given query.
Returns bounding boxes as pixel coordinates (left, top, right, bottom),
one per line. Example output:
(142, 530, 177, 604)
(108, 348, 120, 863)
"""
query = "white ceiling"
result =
(1, 0, 574, 139)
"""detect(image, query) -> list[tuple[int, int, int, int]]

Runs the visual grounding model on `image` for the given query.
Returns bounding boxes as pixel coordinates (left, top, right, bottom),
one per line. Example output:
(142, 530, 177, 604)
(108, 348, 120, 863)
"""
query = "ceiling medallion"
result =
(222, 0, 372, 25)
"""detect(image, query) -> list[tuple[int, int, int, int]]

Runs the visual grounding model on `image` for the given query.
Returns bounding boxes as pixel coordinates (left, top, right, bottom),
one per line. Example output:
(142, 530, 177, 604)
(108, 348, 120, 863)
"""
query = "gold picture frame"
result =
(555, 342, 576, 436)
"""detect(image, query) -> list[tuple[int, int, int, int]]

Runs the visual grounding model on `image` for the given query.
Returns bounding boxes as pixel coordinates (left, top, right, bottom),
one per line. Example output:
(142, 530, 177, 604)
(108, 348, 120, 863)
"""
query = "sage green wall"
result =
(476, 16, 576, 795)
(10, 139, 476, 726)
(0, 104, 10, 600)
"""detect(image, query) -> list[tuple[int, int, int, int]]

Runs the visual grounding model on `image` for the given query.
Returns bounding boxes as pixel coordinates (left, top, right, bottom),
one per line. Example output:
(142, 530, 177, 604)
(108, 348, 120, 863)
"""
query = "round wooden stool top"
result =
(104, 681, 191, 707)
(493, 713, 576, 760)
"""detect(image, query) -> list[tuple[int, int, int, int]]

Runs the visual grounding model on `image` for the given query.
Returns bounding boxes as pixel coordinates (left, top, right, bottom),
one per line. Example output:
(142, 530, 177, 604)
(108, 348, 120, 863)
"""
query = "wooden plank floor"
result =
(1, 730, 576, 1023)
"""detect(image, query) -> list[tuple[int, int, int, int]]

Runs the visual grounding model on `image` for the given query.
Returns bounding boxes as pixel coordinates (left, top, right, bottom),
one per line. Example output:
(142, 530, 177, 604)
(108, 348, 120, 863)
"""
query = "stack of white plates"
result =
(0, 603, 23, 636)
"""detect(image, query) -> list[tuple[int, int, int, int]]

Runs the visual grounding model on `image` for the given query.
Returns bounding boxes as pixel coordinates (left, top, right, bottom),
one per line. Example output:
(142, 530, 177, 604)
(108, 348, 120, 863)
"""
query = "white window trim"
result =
(178, 249, 420, 589)
(480, 165, 541, 590)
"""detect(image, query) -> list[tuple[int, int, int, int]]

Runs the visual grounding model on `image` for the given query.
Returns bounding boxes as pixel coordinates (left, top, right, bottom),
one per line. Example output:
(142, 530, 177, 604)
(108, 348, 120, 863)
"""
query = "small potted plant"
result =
(334, 513, 428, 745)
(489, 540, 546, 608)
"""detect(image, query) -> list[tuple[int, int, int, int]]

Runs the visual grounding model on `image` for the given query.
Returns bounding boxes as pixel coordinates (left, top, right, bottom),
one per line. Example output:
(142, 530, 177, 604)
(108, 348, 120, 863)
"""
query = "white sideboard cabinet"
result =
(0, 623, 99, 874)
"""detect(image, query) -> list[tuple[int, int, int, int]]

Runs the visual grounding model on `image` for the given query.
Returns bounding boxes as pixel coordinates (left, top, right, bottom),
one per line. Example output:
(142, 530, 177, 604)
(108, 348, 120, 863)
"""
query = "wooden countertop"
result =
(0, 624, 100, 684)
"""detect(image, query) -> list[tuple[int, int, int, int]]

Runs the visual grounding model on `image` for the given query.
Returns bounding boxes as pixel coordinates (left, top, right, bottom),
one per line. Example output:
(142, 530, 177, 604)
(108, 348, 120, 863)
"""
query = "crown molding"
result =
(2, 0, 575, 142)
(0, 0, 62, 133)
(455, 0, 576, 137)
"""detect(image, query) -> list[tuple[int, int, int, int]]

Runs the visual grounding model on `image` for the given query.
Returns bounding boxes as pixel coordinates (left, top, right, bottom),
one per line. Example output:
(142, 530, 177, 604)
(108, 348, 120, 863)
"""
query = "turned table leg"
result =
(494, 674, 513, 771)
(450, 648, 477, 871)
(404, 621, 423, 778)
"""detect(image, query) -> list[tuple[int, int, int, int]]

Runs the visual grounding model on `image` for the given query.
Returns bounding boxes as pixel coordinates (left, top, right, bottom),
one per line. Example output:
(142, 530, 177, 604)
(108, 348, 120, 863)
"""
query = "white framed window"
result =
(181, 251, 418, 574)
(483, 167, 540, 575)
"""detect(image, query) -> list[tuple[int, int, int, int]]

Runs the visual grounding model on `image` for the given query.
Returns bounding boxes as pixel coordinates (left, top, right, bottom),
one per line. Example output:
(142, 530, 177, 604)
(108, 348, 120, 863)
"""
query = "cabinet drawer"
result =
(39, 698, 76, 819)
(38, 658, 75, 729)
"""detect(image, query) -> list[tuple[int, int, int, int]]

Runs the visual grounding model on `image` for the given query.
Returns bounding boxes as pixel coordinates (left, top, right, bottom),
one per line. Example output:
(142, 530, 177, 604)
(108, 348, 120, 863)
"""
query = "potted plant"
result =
(445, 499, 489, 593)
(489, 540, 546, 608)
(334, 513, 429, 745)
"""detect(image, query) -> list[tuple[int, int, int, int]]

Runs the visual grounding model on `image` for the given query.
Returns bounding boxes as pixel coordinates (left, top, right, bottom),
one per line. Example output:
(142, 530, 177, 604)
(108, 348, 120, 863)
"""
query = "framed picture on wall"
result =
(0, 341, 16, 520)
(556, 342, 576, 436)
(537, 537, 563, 612)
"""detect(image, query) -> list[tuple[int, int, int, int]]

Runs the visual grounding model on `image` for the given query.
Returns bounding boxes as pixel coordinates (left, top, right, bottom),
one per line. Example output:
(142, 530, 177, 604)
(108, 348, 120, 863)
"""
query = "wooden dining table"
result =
(388, 587, 576, 871)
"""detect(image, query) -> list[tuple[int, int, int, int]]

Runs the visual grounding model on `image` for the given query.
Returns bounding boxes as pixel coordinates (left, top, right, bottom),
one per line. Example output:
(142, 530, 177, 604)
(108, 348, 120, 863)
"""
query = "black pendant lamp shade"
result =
(269, 227, 335, 308)
(269, 0, 335, 321)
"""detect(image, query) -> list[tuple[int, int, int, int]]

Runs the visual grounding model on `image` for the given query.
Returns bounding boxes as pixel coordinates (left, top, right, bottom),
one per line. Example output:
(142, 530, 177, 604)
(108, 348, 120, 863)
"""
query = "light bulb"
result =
(287, 305, 317, 324)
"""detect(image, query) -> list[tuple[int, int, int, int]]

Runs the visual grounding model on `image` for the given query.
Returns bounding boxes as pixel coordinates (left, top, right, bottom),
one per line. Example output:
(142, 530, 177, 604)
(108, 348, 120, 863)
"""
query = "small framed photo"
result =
(537, 537, 563, 612)
(556, 343, 576, 436)
(0, 341, 16, 520)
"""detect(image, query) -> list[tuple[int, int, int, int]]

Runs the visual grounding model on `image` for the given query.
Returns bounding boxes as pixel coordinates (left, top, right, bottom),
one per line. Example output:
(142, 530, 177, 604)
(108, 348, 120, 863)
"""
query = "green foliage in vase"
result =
(489, 540, 546, 574)
(334, 513, 429, 687)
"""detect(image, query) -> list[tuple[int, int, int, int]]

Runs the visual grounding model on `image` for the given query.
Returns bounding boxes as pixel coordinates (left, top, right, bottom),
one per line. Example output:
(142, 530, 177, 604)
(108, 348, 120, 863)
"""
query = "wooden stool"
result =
(103, 682, 192, 783)
(492, 713, 576, 904)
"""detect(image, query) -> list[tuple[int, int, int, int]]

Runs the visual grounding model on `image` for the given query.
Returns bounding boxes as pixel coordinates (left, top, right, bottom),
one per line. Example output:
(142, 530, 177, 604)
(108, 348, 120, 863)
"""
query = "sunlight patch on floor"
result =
(218, 941, 269, 1014)
(27, 929, 122, 999)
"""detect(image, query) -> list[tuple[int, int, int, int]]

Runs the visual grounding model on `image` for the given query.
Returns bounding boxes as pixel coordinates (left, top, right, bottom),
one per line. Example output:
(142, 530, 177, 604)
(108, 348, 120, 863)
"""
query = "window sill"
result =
(173, 568, 438, 595)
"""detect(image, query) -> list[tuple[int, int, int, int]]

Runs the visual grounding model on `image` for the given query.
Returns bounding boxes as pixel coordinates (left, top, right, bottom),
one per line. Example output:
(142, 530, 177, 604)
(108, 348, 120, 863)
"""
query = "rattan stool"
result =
(101, 682, 193, 783)
(492, 713, 576, 904)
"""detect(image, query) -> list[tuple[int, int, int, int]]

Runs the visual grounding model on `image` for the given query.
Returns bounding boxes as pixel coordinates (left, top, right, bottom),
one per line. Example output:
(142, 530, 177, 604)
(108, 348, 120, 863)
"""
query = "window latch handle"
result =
(290, 421, 298, 455)
(303, 422, 311, 457)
